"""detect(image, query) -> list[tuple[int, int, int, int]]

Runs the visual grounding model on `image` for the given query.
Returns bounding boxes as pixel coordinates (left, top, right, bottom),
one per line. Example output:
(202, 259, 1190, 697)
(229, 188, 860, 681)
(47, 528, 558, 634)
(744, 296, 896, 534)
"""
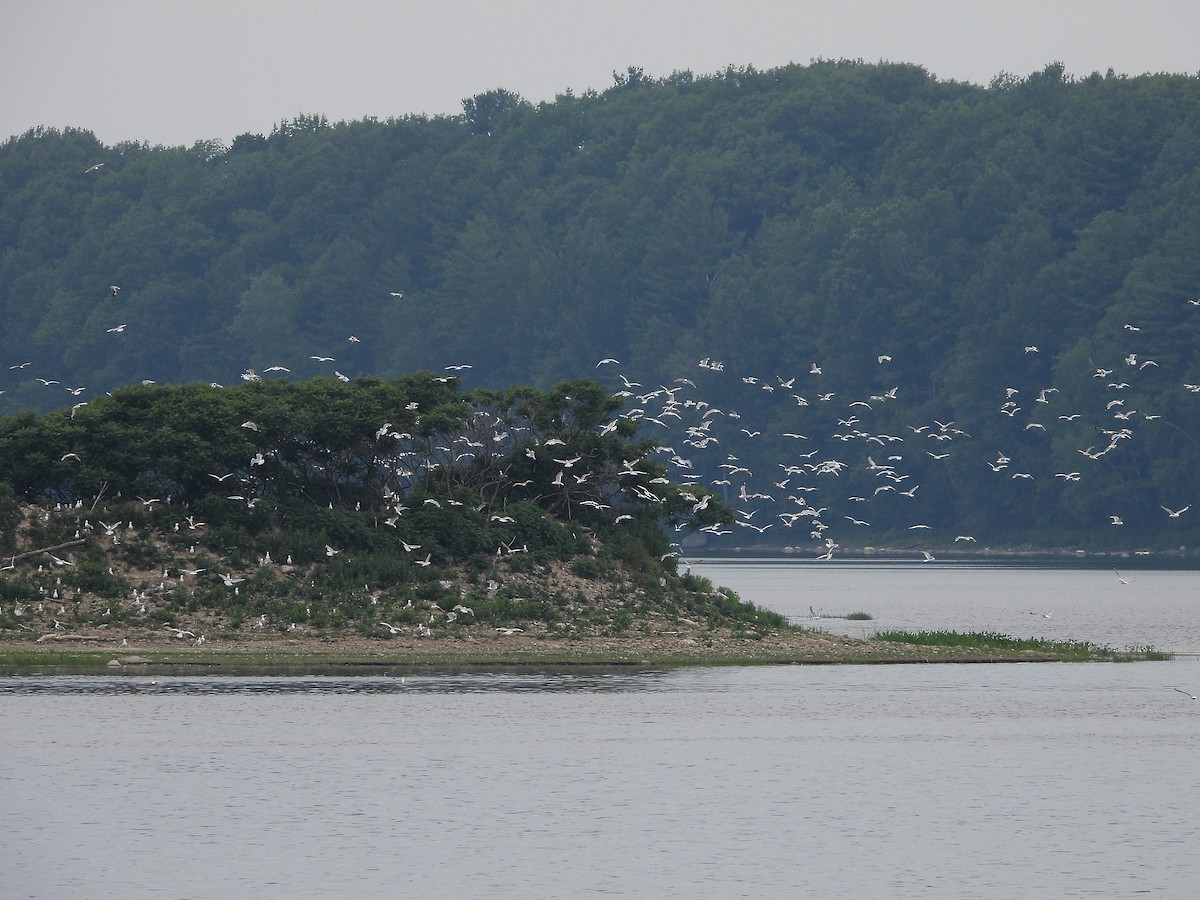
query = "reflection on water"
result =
(0, 670, 672, 696)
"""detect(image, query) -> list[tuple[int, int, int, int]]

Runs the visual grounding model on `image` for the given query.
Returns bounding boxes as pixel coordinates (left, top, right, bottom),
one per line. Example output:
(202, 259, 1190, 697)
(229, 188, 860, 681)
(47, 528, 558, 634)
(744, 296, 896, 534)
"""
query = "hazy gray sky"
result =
(4, 0, 1198, 147)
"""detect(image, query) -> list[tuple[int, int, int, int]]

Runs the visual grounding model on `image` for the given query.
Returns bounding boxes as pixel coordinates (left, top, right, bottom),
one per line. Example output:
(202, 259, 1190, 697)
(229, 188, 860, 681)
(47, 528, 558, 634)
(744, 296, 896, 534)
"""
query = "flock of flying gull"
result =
(4, 288, 1199, 572)
(585, 300, 1200, 563)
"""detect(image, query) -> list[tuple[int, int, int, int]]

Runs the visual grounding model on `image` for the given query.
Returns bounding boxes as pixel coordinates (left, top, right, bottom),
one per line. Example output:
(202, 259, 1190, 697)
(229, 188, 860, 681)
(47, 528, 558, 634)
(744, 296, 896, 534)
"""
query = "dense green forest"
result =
(3, 59, 1200, 551)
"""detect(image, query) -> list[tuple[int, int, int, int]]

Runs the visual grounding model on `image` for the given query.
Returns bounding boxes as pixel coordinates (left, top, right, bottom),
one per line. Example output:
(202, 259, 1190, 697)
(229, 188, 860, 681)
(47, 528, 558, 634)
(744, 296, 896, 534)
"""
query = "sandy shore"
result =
(2, 625, 1076, 669)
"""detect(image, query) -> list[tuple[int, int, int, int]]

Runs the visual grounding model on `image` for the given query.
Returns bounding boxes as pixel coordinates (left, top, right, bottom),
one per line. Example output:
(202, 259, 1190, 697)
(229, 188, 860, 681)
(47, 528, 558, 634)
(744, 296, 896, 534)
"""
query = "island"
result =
(0, 375, 1163, 672)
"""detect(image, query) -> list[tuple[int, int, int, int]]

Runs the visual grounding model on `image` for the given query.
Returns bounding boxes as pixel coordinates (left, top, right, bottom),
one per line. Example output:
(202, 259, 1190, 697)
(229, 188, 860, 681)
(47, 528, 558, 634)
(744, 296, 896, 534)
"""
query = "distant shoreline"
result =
(688, 545, 1199, 563)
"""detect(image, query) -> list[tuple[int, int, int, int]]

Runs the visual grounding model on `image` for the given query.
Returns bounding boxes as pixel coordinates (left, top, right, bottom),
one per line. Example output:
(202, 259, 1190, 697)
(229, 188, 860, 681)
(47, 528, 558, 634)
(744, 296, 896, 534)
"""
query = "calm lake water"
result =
(3, 562, 1200, 899)
(691, 558, 1200, 655)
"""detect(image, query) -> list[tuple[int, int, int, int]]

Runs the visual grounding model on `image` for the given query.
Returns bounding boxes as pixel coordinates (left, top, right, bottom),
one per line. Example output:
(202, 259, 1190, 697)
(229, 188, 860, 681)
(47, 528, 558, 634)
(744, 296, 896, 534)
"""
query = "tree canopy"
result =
(3, 60, 1200, 549)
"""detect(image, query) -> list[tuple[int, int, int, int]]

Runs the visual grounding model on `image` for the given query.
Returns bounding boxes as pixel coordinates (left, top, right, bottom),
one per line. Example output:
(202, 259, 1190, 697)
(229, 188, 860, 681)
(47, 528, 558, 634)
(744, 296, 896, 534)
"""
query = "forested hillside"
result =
(3, 59, 1200, 550)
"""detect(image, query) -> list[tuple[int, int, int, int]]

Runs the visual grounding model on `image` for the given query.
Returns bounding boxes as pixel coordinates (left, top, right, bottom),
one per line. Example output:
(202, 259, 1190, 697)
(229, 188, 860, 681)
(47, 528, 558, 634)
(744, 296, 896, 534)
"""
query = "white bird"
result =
(920, 550, 935, 562)
(1162, 505, 1191, 518)
(379, 622, 403, 635)
(241, 421, 259, 431)
(325, 545, 339, 557)
(1109, 515, 1125, 525)
(218, 573, 244, 587)
(496, 627, 524, 635)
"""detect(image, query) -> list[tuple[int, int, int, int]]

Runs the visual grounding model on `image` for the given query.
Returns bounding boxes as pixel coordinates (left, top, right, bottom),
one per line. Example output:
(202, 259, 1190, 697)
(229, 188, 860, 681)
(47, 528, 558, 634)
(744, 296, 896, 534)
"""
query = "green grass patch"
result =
(873, 629, 1172, 661)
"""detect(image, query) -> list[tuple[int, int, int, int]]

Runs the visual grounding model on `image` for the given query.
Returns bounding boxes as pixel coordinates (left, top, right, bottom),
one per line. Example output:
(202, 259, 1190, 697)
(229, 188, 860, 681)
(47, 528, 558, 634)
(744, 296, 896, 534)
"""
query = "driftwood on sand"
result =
(35, 632, 106, 643)
(8, 538, 88, 565)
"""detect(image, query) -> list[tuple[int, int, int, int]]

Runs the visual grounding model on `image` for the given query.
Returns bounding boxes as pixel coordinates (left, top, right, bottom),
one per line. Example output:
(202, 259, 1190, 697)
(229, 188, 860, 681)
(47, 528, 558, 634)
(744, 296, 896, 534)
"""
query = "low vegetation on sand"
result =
(873, 630, 1171, 662)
